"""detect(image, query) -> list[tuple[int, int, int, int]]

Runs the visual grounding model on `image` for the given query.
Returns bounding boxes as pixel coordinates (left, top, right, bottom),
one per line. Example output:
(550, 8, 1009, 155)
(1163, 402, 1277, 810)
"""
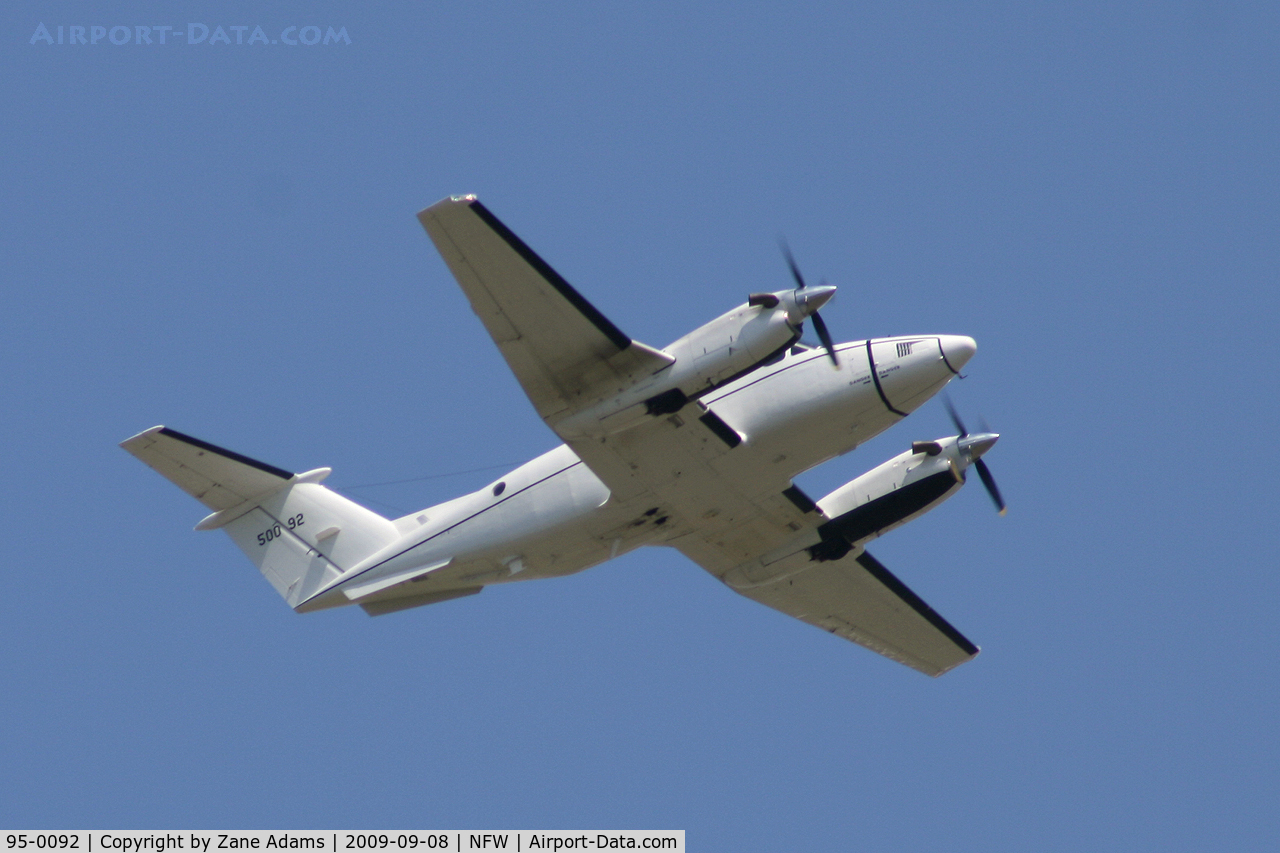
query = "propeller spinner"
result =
(943, 395, 1006, 515)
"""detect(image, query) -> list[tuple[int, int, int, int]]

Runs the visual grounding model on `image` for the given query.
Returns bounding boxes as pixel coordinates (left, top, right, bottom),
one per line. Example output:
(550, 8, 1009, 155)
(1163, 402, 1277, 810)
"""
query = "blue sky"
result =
(3, 2, 1278, 849)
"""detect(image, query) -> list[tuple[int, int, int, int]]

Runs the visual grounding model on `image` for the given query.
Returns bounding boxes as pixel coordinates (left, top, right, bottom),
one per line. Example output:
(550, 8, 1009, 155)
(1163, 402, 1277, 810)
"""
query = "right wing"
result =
(418, 196, 674, 426)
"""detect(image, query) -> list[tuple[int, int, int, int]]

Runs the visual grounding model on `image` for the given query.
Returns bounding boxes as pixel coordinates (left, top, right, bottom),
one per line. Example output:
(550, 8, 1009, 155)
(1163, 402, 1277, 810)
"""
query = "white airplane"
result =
(122, 195, 1003, 676)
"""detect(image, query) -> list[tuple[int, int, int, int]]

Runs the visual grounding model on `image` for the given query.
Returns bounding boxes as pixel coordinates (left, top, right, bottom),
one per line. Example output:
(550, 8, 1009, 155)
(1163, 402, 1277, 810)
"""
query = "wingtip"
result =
(119, 425, 165, 449)
(928, 645, 981, 677)
(417, 194, 479, 222)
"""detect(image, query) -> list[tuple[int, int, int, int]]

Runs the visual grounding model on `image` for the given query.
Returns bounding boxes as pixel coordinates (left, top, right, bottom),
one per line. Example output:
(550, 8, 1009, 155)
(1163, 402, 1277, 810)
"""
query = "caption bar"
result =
(2, 834, 683, 853)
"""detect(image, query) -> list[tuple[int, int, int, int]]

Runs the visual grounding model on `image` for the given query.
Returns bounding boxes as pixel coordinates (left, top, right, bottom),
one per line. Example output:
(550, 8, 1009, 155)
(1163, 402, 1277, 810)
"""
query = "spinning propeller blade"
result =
(810, 310, 836, 360)
(781, 240, 808, 291)
(974, 459, 1006, 516)
(779, 239, 839, 365)
(943, 394, 968, 438)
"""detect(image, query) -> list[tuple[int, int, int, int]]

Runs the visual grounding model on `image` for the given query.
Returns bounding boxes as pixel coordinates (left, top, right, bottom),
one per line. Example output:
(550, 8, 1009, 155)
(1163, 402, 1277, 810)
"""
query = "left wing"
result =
(419, 196, 674, 426)
(716, 546, 979, 676)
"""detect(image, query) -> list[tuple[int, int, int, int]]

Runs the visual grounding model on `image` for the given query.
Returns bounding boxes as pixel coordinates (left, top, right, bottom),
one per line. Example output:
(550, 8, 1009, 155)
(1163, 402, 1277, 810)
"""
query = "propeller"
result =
(943, 395, 1006, 515)
(780, 240, 839, 365)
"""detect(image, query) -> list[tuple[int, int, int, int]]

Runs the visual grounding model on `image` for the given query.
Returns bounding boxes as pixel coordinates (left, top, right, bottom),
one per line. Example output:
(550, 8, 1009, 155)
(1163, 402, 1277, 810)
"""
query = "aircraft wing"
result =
(418, 196, 675, 426)
(716, 547, 979, 677)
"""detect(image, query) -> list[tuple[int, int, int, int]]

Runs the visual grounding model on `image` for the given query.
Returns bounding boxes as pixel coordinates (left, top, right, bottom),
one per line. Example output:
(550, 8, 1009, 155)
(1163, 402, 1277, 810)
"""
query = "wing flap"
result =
(727, 549, 978, 676)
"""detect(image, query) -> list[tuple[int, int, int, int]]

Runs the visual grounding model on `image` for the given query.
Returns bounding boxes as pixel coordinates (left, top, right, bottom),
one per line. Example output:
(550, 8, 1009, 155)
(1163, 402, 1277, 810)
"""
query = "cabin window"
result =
(492, 481, 506, 496)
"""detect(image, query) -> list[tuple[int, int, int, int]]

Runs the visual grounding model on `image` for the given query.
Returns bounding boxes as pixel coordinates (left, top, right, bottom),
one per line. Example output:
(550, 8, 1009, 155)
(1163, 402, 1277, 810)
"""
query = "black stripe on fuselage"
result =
(699, 343, 849, 402)
(157, 427, 293, 480)
(939, 337, 963, 376)
(866, 340, 908, 417)
(855, 550, 979, 657)
(466, 200, 633, 352)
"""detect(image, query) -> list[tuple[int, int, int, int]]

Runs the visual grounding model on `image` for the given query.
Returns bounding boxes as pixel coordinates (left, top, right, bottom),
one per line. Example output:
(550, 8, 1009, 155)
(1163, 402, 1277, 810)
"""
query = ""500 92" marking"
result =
(257, 513, 304, 546)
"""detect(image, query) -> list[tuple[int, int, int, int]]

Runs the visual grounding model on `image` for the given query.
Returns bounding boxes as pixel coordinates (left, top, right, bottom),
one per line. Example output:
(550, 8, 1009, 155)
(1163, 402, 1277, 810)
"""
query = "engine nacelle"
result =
(555, 288, 825, 437)
(809, 437, 967, 560)
(658, 298, 797, 395)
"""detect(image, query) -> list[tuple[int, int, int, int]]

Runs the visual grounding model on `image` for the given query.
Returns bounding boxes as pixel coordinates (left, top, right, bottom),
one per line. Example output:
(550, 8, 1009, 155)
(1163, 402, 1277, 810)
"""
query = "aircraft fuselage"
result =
(297, 334, 972, 611)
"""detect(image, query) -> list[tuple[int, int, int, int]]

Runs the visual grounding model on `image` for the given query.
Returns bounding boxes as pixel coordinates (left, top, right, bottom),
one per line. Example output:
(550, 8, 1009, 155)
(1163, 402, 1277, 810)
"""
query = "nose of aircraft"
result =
(870, 334, 978, 417)
(939, 335, 977, 374)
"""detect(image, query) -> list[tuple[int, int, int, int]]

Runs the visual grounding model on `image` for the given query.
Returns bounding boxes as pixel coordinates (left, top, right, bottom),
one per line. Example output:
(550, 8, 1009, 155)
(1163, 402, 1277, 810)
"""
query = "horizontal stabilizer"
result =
(121, 426, 401, 608)
(120, 426, 295, 512)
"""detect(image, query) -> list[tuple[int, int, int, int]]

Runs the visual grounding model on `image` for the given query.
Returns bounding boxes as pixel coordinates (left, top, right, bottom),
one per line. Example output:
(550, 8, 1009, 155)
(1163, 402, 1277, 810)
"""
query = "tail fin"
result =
(121, 426, 400, 609)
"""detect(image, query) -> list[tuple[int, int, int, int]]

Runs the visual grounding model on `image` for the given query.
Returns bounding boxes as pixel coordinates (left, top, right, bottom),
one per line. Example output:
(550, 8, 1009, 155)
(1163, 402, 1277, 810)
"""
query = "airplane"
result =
(121, 195, 1003, 677)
